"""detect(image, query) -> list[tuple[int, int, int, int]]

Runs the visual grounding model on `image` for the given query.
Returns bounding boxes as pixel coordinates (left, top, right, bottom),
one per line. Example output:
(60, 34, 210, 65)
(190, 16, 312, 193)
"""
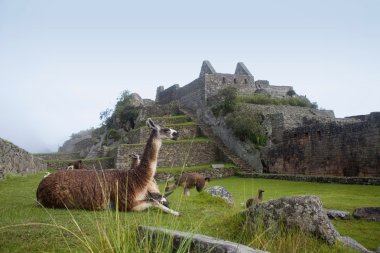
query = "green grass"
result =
(134, 122, 196, 129)
(33, 152, 80, 156)
(1, 174, 379, 252)
(150, 115, 189, 120)
(237, 94, 316, 108)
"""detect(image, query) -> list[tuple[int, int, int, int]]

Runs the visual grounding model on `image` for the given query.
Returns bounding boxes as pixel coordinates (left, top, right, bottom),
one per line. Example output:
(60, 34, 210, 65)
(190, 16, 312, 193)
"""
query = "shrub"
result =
(225, 108, 266, 146)
(99, 90, 140, 130)
(107, 128, 121, 141)
(207, 87, 238, 116)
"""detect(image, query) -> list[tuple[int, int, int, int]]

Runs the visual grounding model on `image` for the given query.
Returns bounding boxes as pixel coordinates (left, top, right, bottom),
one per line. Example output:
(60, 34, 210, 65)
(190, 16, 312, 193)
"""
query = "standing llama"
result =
(246, 189, 264, 208)
(165, 172, 210, 196)
(36, 119, 179, 216)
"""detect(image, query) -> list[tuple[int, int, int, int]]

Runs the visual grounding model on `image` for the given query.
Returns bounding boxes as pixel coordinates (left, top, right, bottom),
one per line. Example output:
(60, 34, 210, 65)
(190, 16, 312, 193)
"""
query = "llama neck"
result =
(139, 131, 161, 176)
(258, 192, 263, 200)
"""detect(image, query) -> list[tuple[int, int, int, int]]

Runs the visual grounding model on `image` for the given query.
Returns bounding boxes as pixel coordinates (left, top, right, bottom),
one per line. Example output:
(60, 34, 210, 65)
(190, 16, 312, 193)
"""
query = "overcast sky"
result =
(0, 0, 379, 153)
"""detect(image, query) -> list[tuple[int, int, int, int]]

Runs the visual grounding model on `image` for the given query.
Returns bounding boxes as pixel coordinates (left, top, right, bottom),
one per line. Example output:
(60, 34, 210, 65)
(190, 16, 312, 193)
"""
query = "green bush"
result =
(225, 108, 266, 146)
(107, 128, 121, 141)
(207, 87, 238, 116)
(99, 90, 140, 129)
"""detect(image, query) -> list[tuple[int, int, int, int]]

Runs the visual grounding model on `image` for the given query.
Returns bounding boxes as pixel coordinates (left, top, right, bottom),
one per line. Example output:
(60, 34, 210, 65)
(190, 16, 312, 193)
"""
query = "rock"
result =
(353, 207, 380, 221)
(137, 225, 269, 253)
(205, 186, 234, 205)
(325, 209, 350, 220)
(129, 93, 144, 107)
(337, 236, 373, 253)
(245, 195, 339, 245)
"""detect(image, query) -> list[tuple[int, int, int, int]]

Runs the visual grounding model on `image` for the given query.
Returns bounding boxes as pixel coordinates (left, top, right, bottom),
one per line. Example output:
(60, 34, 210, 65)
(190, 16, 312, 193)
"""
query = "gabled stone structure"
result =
(156, 60, 293, 110)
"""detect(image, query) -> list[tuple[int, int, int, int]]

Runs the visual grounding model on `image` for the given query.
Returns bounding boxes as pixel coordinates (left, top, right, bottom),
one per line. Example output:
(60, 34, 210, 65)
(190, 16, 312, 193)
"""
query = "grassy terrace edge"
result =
(120, 138, 210, 147)
(157, 163, 236, 173)
(45, 157, 113, 163)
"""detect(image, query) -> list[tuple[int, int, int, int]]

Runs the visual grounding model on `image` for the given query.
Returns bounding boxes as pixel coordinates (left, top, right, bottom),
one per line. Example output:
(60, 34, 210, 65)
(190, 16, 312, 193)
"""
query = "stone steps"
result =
(179, 108, 254, 174)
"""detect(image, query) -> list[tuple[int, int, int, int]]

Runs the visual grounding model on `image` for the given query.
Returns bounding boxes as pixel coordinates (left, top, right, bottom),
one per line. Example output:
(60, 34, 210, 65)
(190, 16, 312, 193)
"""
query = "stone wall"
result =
(125, 124, 202, 144)
(46, 157, 114, 170)
(0, 138, 47, 178)
(115, 140, 223, 170)
(136, 102, 182, 122)
(204, 73, 255, 99)
(34, 152, 81, 161)
(238, 172, 380, 185)
(262, 112, 380, 177)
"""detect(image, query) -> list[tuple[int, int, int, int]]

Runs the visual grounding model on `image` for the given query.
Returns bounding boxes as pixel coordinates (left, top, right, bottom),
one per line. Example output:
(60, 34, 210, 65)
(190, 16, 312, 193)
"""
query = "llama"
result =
(129, 153, 142, 170)
(36, 119, 179, 216)
(246, 189, 264, 208)
(66, 160, 83, 170)
(165, 172, 210, 196)
(128, 153, 165, 205)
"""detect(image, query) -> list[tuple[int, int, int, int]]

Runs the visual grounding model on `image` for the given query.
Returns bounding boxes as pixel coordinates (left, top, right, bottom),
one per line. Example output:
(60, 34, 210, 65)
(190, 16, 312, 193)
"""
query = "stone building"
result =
(155, 60, 293, 110)
(155, 61, 380, 178)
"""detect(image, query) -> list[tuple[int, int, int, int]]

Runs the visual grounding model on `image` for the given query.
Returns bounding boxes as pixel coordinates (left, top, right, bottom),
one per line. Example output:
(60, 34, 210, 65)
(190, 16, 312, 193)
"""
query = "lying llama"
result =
(165, 172, 210, 196)
(246, 189, 264, 208)
(36, 119, 179, 216)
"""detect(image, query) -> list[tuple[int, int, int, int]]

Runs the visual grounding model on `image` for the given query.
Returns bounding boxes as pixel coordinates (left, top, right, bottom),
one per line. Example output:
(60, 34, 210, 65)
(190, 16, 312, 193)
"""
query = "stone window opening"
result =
(234, 78, 237, 84)
(244, 78, 248, 84)
(317, 131, 322, 141)
(222, 77, 226, 83)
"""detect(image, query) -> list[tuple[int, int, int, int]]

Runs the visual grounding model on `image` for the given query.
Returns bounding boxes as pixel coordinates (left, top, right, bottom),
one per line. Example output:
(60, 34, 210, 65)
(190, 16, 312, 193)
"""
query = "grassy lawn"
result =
(0, 173, 379, 252)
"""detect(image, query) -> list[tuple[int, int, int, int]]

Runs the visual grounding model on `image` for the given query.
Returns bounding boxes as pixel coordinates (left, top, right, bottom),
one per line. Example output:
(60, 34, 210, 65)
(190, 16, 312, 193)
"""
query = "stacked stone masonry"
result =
(0, 138, 47, 178)
(115, 141, 223, 170)
(156, 60, 293, 111)
(125, 124, 201, 144)
(262, 112, 380, 177)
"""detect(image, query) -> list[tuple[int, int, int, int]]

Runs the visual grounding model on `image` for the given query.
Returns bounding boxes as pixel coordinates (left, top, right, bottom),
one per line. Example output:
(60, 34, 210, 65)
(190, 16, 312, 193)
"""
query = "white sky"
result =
(0, 0, 379, 153)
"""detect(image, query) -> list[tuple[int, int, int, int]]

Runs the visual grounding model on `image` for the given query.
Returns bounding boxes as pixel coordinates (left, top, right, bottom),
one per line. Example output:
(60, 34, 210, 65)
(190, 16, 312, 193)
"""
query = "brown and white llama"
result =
(66, 160, 83, 170)
(36, 119, 179, 216)
(128, 153, 167, 204)
(165, 172, 210, 196)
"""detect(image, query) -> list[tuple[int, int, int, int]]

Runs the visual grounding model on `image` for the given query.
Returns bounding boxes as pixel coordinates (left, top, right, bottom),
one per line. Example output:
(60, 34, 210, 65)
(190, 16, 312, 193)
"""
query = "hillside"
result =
(50, 61, 380, 179)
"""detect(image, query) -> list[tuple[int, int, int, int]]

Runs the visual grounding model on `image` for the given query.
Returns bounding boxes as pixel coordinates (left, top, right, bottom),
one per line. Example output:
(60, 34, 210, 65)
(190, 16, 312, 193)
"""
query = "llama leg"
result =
(131, 200, 180, 216)
(152, 201, 180, 216)
(184, 188, 190, 196)
(131, 200, 153, 211)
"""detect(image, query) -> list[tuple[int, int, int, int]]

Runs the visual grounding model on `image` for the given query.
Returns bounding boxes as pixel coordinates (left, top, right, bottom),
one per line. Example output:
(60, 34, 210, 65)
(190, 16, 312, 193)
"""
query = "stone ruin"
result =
(156, 60, 293, 111)
(154, 61, 380, 178)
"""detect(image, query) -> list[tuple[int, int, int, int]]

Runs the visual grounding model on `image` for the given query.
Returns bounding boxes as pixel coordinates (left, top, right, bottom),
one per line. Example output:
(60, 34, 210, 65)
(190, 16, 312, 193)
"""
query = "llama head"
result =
(147, 191, 173, 208)
(146, 118, 179, 140)
(258, 189, 264, 194)
(129, 154, 141, 160)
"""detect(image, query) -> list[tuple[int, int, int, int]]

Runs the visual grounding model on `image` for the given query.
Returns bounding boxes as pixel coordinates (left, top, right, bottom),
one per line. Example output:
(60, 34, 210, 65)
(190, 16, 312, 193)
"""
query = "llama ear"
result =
(164, 191, 174, 198)
(146, 118, 157, 130)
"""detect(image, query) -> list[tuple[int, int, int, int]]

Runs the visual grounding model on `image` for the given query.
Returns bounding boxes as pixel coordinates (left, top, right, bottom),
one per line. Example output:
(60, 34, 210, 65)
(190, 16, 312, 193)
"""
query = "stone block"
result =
(353, 207, 380, 221)
(137, 225, 268, 253)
